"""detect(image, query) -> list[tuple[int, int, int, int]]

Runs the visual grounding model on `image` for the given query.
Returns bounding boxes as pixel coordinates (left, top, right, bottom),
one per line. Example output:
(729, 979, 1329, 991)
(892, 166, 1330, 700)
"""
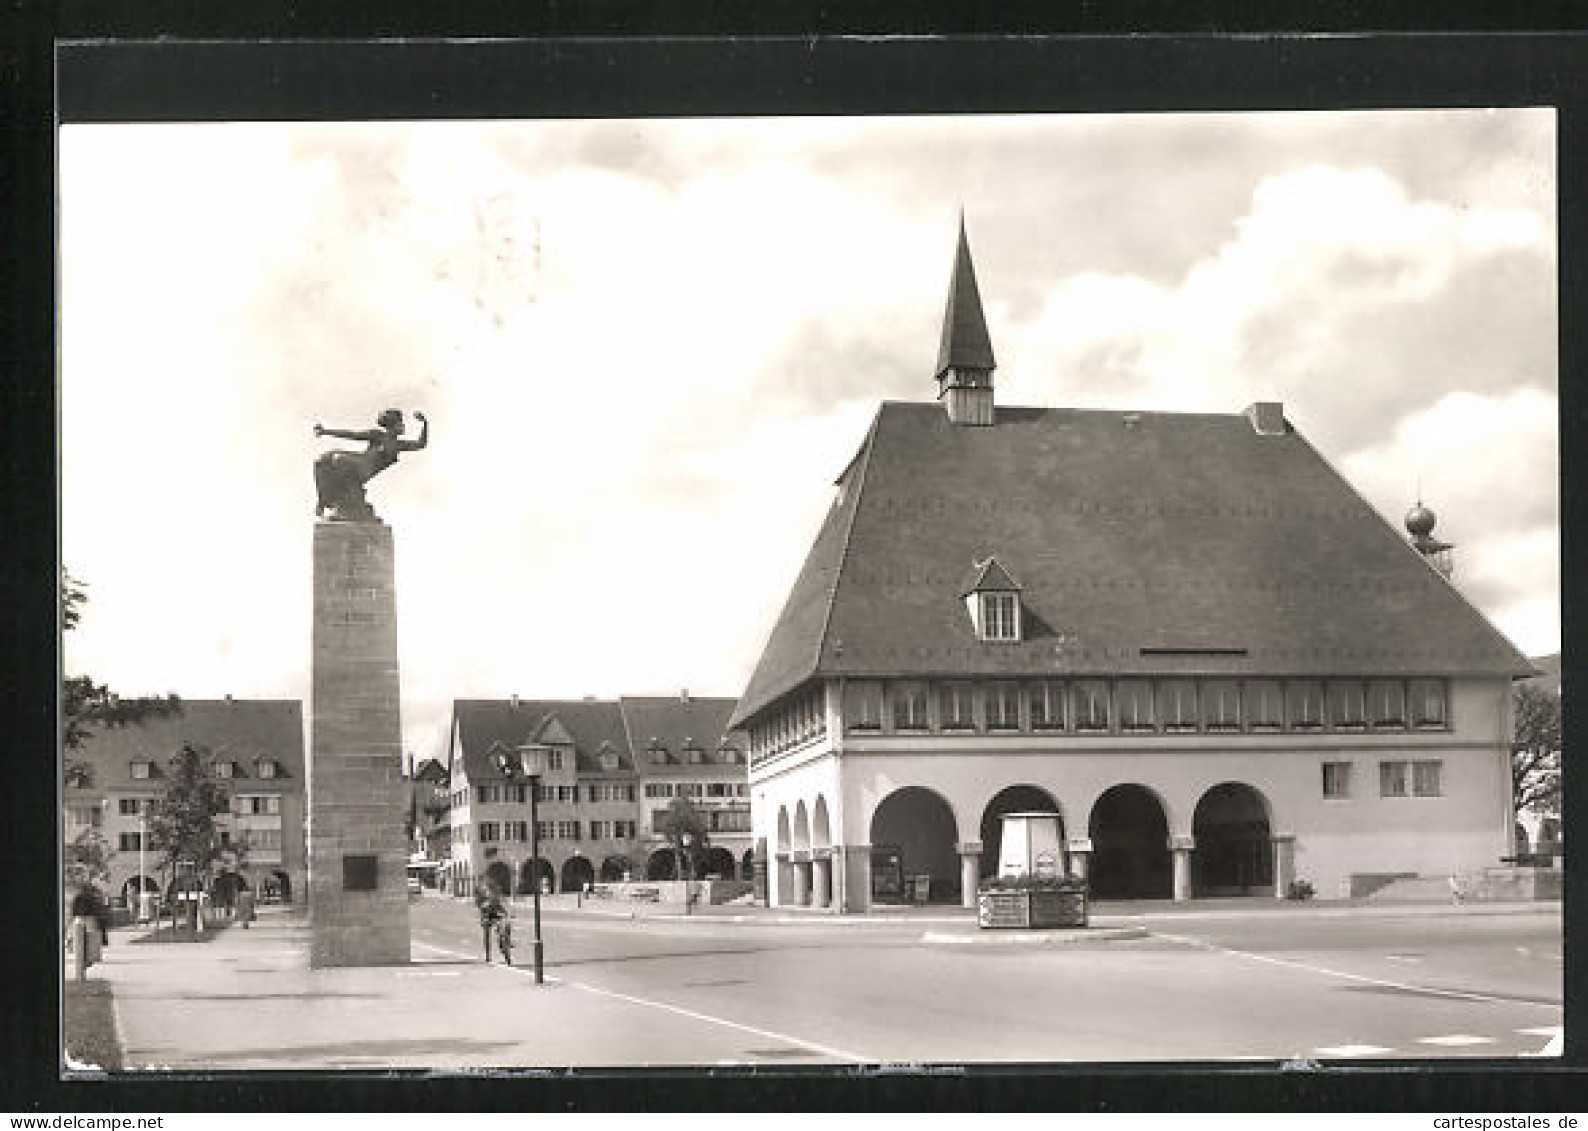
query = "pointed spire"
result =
(935, 214, 996, 380)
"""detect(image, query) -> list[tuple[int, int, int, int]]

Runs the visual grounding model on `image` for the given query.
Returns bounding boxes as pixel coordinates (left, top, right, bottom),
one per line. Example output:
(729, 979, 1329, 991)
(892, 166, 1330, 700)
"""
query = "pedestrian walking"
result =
(475, 880, 508, 962)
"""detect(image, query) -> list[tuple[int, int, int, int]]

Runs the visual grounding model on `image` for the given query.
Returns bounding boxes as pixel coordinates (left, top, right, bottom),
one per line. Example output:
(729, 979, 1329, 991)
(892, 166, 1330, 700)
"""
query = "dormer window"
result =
(256, 759, 278, 779)
(130, 760, 153, 780)
(213, 760, 235, 779)
(962, 557, 1023, 643)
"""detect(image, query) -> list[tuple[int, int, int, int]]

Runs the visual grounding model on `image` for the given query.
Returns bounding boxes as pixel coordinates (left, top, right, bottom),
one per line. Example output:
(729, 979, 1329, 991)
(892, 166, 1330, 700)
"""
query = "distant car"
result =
(406, 877, 423, 898)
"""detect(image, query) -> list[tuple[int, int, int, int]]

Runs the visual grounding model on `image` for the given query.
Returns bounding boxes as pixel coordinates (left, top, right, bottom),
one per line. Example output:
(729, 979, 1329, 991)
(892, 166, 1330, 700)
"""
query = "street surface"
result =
(407, 895, 1563, 1065)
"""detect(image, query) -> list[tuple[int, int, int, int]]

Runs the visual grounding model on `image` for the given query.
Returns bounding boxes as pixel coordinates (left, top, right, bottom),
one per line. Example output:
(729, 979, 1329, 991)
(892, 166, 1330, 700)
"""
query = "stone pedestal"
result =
(957, 842, 982, 909)
(1067, 838, 1093, 881)
(308, 520, 411, 966)
(1271, 833, 1296, 900)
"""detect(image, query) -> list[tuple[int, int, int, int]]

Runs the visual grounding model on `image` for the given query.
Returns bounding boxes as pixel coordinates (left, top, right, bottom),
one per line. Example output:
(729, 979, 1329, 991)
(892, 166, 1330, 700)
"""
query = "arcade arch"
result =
(869, 786, 960, 904)
(1088, 784, 1172, 899)
(561, 855, 595, 893)
(978, 784, 1064, 880)
(1191, 782, 1273, 896)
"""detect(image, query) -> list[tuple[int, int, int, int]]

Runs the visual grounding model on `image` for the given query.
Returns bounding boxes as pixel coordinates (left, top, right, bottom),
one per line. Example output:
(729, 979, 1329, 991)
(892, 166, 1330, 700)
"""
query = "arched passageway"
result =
(484, 860, 513, 894)
(1192, 783, 1273, 896)
(741, 849, 756, 881)
(121, 875, 158, 907)
(561, 855, 594, 893)
(647, 848, 679, 880)
(518, 857, 554, 894)
(701, 846, 737, 879)
(599, 854, 631, 882)
(1088, 785, 1172, 899)
(979, 784, 1064, 880)
(271, 870, 292, 903)
(1515, 823, 1531, 855)
(210, 871, 249, 909)
(869, 787, 960, 904)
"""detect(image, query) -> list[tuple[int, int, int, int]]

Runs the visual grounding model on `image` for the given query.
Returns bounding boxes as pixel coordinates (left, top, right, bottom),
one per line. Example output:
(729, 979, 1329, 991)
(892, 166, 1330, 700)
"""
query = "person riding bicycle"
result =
(475, 879, 509, 963)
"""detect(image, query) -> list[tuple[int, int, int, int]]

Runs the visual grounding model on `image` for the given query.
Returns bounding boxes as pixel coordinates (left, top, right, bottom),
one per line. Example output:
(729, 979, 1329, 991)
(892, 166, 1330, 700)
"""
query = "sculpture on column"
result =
(311, 409, 429, 522)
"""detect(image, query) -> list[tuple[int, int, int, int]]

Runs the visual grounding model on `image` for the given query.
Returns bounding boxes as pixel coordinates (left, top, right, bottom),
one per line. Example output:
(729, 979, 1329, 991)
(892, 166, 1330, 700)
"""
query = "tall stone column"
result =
(838, 844, 872, 913)
(1170, 835, 1195, 902)
(811, 851, 832, 908)
(956, 842, 982, 909)
(1271, 833, 1296, 900)
(1066, 838, 1093, 881)
(309, 520, 411, 966)
(792, 852, 812, 905)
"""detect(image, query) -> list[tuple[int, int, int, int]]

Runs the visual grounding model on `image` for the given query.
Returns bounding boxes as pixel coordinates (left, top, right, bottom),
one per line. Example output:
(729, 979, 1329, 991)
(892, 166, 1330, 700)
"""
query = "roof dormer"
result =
(962, 556, 1023, 643)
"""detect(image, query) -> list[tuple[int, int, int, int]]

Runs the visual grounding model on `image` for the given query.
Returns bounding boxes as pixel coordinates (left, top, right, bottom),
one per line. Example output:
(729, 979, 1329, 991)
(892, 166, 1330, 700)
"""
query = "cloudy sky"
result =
(59, 110, 1558, 764)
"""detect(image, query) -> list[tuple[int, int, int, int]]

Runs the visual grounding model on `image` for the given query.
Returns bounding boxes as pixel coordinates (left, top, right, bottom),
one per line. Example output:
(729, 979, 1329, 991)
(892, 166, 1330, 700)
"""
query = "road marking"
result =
(1518, 1025, 1563, 1057)
(1417, 1034, 1495, 1046)
(1155, 931, 1562, 1010)
(1316, 1044, 1394, 1057)
(413, 939, 876, 1063)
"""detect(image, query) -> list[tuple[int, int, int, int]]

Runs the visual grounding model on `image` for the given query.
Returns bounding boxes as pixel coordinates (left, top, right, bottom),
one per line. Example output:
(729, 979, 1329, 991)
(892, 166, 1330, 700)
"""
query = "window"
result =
(614, 820, 637, 839)
(980, 592, 1020, 642)
(234, 795, 280, 816)
(1322, 762, 1352, 799)
(1029, 682, 1065, 731)
(1379, 761, 1408, 798)
(681, 783, 704, 799)
(503, 821, 525, 842)
(219, 830, 232, 848)
(1411, 679, 1447, 729)
(645, 783, 673, 799)
(889, 682, 930, 731)
(118, 832, 143, 851)
(1286, 681, 1325, 730)
(1369, 680, 1406, 729)
(1074, 681, 1111, 732)
(118, 798, 144, 816)
(245, 828, 282, 851)
(717, 744, 740, 764)
(1161, 679, 1199, 732)
(587, 820, 606, 840)
(213, 761, 234, 779)
(938, 682, 977, 731)
(479, 822, 500, 843)
(1201, 680, 1241, 732)
(1117, 680, 1155, 732)
(1329, 681, 1366, 729)
(1413, 760, 1443, 797)
(986, 683, 1022, 731)
(534, 784, 554, 802)
(1247, 681, 1283, 730)
(735, 783, 749, 798)
(130, 761, 152, 779)
(546, 750, 565, 771)
(707, 782, 733, 798)
(554, 820, 578, 840)
(557, 785, 578, 803)
(711, 808, 752, 832)
(844, 681, 884, 732)
(682, 744, 704, 764)
(648, 743, 669, 765)
(257, 760, 278, 779)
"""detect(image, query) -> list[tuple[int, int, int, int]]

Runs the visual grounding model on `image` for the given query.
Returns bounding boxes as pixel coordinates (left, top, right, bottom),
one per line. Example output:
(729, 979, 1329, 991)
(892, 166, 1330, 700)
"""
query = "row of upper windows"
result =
(748, 684, 827, 759)
(823, 677, 1449, 741)
(468, 783, 651, 805)
(1322, 759, 1442, 799)
(127, 758, 284, 780)
(648, 806, 751, 834)
(644, 782, 748, 799)
(474, 820, 638, 843)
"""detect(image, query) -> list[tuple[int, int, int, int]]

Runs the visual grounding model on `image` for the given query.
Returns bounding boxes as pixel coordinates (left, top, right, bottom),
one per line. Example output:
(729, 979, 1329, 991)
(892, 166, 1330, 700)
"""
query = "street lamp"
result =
(500, 744, 548, 984)
(680, 831, 694, 916)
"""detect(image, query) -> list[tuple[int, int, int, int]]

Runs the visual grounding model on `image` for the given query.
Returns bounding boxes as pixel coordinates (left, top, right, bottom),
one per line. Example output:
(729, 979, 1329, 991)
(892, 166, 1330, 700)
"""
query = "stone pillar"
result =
(838, 844, 872, 913)
(792, 852, 812, 906)
(1170, 835, 1195, 902)
(1271, 833, 1296, 899)
(956, 842, 982, 909)
(774, 853, 791, 907)
(812, 851, 832, 909)
(309, 520, 411, 966)
(1067, 838, 1093, 881)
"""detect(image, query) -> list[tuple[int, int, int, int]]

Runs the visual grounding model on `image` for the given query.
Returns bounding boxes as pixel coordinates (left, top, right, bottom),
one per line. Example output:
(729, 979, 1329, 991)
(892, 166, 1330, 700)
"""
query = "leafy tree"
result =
(62, 570, 182, 777)
(146, 743, 234, 888)
(655, 796, 711, 879)
(63, 826, 113, 890)
(1512, 682, 1562, 817)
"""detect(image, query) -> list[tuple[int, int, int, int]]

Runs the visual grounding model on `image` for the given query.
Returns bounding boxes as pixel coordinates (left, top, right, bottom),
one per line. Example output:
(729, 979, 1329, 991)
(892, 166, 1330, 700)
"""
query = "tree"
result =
(1512, 682, 1562, 817)
(655, 796, 711, 879)
(62, 570, 182, 776)
(64, 826, 113, 890)
(146, 743, 234, 890)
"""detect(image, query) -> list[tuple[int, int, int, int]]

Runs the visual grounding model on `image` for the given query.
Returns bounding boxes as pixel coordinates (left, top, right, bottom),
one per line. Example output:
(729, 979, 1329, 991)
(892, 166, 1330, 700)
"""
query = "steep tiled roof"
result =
(731, 401, 1533, 727)
(69, 699, 305, 790)
(618, 696, 744, 777)
(450, 699, 633, 782)
(935, 218, 996, 378)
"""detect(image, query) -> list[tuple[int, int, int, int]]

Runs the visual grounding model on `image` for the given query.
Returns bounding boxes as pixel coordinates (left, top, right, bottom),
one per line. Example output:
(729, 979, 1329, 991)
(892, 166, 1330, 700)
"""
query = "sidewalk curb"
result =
(922, 925, 1150, 947)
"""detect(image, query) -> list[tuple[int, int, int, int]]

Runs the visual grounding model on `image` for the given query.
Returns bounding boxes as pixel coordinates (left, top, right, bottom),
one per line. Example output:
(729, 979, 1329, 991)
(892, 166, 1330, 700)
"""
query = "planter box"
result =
(977, 887, 1088, 930)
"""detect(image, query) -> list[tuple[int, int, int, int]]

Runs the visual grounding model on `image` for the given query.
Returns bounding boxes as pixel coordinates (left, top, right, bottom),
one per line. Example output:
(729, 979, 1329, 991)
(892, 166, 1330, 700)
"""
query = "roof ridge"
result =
(813, 405, 886, 683)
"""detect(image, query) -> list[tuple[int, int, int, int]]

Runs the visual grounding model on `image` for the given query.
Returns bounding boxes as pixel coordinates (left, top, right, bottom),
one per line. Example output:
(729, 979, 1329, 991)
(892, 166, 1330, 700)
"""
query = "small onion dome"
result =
(1405, 502, 1438, 538)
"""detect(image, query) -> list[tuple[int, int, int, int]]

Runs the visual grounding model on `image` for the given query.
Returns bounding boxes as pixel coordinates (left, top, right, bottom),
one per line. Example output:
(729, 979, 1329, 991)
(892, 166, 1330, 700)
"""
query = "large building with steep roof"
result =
(730, 221, 1534, 912)
(443, 694, 750, 896)
(63, 698, 307, 906)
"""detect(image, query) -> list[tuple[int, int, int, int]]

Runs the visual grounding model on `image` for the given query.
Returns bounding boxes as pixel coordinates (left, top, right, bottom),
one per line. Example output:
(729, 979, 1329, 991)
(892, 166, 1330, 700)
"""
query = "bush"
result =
(1286, 878, 1315, 901)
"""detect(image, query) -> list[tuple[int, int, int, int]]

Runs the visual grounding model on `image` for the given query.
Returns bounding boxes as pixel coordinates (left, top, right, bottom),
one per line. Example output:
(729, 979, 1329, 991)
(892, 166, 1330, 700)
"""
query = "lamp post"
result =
(680, 831, 694, 916)
(501, 745, 547, 984)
